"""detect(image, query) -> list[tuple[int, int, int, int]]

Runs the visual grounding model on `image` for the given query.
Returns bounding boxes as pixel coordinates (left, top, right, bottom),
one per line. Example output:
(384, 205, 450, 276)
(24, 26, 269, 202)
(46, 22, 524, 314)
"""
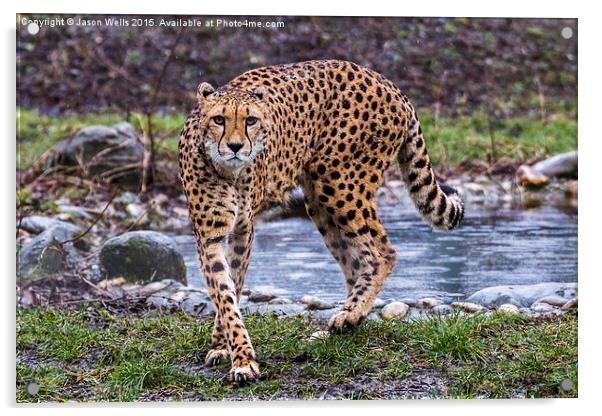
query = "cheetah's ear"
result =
(251, 86, 269, 101)
(197, 82, 215, 104)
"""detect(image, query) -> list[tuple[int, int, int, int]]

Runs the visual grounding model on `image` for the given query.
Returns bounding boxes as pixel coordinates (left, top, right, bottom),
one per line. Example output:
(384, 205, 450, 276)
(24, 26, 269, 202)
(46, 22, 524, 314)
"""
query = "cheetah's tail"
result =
(396, 111, 464, 231)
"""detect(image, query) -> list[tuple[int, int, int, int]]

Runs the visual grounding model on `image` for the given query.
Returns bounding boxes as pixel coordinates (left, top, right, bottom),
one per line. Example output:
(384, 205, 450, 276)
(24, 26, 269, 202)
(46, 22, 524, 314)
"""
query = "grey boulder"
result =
(40, 122, 143, 189)
(17, 228, 68, 283)
(99, 231, 186, 284)
(532, 151, 578, 178)
(20, 215, 81, 236)
(466, 282, 577, 308)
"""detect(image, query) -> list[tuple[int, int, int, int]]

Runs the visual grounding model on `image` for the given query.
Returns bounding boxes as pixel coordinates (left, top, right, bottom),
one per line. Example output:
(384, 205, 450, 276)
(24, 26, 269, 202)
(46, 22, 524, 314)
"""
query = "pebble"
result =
(372, 298, 385, 308)
(118, 191, 139, 205)
(180, 292, 215, 317)
(268, 297, 293, 305)
(530, 302, 556, 313)
(135, 279, 183, 297)
(146, 294, 176, 309)
(247, 291, 276, 303)
(431, 304, 453, 315)
(173, 207, 190, 218)
(464, 182, 486, 195)
(379, 301, 409, 320)
(152, 193, 170, 208)
(126, 203, 147, 219)
(516, 165, 550, 188)
(300, 295, 334, 310)
(309, 330, 330, 341)
(96, 277, 127, 290)
(535, 296, 568, 307)
(416, 298, 443, 309)
(451, 302, 486, 313)
(497, 303, 520, 314)
(564, 180, 578, 198)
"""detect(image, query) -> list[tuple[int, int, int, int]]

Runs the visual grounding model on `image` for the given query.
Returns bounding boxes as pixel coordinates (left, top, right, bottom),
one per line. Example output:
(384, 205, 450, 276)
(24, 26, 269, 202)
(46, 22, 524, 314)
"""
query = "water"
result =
(174, 203, 577, 303)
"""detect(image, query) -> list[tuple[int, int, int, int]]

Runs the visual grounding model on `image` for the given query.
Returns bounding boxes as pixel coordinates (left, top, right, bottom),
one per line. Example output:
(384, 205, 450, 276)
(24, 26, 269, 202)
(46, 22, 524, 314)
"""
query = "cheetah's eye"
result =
(246, 116, 258, 126)
(212, 116, 225, 125)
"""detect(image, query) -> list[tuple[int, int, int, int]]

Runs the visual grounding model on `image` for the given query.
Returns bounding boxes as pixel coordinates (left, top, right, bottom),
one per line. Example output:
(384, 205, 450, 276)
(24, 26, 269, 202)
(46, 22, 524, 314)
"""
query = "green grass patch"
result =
(419, 105, 577, 167)
(16, 305, 577, 401)
(16, 108, 185, 170)
(16, 102, 576, 170)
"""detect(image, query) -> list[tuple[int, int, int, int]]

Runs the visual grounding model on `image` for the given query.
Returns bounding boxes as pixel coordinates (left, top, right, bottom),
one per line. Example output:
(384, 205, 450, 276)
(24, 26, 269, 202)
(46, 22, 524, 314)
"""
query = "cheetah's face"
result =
(196, 82, 270, 177)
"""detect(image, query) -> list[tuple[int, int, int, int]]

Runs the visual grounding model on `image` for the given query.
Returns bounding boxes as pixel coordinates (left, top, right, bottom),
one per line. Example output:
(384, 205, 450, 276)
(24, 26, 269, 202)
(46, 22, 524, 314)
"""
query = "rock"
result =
(99, 231, 186, 283)
(180, 291, 215, 317)
(146, 294, 177, 309)
(40, 123, 144, 189)
(465, 282, 577, 308)
(531, 151, 578, 178)
(372, 298, 385, 308)
(399, 297, 417, 307)
(431, 304, 453, 315)
(564, 180, 578, 198)
(241, 288, 252, 296)
(516, 165, 550, 188)
(20, 216, 81, 236)
(561, 297, 578, 310)
(309, 330, 330, 341)
(125, 203, 146, 218)
(464, 182, 486, 196)
(535, 296, 568, 307)
(152, 193, 170, 208)
(497, 304, 520, 314)
(247, 291, 276, 303)
(134, 279, 184, 297)
(416, 298, 443, 309)
(56, 204, 95, 220)
(17, 229, 66, 283)
(531, 302, 555, 313)
(387, 179, 403, 189)
(451, 302, 487, 313)
(269, 297, 293, 305)
(379, 301, 410, 320)
(300, 295, 334, 310)
(96, 277, 127, 290)
(118, 191, 140, 205)
(125, 203, 150, 226)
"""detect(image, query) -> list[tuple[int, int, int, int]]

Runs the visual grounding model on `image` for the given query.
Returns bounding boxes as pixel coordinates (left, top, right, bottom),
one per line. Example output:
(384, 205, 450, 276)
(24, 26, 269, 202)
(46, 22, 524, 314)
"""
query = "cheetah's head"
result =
(196, 82, 270, 178)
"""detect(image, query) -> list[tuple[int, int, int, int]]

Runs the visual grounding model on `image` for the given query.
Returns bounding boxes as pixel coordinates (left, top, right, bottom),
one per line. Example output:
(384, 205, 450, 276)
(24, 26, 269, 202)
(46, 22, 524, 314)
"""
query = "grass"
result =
(16, 100, 577, 170)
(16, 306, 578, 402)
(16, 108, 186, 170)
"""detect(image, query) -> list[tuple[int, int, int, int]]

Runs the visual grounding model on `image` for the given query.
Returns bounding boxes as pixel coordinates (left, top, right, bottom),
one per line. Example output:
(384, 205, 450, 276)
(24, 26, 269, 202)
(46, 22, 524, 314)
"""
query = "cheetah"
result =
(178, 60, 464, 382)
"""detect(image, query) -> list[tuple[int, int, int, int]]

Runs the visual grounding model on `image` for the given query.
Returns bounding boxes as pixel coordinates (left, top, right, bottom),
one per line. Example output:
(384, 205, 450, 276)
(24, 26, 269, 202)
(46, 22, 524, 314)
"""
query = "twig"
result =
(141, 27, 185, 194)
(49, 295, 147, 306)
(60, 191, 118, 246)
(534, 75, 547, 123)
(433, 70, 448, 168)
(76, 274, 116, 299)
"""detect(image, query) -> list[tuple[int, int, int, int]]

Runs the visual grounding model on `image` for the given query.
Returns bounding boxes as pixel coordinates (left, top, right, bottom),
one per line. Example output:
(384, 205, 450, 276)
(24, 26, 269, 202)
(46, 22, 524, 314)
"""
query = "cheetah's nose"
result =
(227, 141, 244, 154)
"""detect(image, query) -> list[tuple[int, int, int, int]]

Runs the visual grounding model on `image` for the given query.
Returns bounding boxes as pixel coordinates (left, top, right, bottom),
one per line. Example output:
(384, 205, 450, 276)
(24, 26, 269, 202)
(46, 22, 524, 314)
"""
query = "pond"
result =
(174, 202, 578, 303)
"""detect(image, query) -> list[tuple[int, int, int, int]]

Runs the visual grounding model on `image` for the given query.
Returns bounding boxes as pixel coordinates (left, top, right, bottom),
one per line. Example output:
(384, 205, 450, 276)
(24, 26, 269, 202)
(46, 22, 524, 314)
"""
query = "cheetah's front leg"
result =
(205, 225, 254, 367)
(198, 239, 260, 382)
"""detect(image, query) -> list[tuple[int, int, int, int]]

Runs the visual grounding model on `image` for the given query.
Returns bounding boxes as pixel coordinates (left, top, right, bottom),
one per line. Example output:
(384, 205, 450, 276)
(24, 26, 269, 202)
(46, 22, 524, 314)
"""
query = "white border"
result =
(3, 0, 600, 415)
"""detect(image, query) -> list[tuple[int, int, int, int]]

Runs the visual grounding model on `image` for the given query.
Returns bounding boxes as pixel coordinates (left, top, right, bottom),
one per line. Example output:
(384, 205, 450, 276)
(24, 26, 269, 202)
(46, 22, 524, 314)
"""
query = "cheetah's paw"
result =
(205, 348, 229, 367)
(328, 309, 365, 331)
(228, 360, 261, 383)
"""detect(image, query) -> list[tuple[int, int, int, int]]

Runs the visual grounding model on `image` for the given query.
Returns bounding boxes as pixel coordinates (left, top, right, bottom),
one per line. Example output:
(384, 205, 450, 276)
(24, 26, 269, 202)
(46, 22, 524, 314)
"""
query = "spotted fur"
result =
(178, 60, 464, 382)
